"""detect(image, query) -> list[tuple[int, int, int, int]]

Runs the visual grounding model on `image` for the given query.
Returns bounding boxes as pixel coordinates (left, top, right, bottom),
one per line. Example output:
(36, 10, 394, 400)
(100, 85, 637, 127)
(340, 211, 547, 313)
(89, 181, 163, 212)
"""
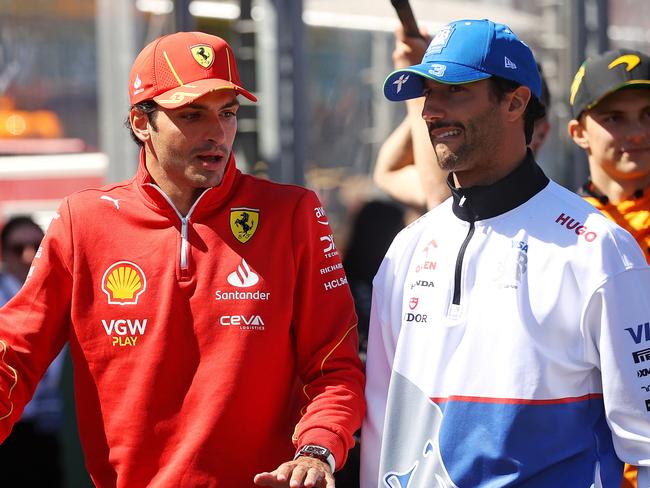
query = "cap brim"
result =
(581, 79, 650, 116)
(153, 78, 257, 108)
(384, 62, 491, 101)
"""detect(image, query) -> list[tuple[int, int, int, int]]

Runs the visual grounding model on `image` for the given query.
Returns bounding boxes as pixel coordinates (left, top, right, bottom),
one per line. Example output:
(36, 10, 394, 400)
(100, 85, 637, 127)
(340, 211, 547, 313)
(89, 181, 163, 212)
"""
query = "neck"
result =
(144, 162, 200, 216)
(452, 143, 528, 189)
(158, 184, 201, 216)
(588, 161, 650, 205)
(448, 150, 548, 222)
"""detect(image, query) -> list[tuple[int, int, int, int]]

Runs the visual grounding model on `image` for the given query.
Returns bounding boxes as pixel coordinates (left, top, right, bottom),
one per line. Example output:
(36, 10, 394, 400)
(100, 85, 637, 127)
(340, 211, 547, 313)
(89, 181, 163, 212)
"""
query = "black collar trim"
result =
(448, 150, 549, 222)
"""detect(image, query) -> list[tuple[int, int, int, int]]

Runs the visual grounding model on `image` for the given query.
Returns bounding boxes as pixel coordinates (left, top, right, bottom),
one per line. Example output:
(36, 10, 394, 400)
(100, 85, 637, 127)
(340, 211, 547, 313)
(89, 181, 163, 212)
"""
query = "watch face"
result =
(302, 445, 329, 457)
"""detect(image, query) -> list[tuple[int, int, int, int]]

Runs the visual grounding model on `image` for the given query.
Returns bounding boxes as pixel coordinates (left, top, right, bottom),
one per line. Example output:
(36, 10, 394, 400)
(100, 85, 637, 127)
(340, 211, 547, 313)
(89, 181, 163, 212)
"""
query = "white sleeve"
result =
(639, 469, 650, 488)
(584, 267, 650, 479)
(360, 257, 400, 488)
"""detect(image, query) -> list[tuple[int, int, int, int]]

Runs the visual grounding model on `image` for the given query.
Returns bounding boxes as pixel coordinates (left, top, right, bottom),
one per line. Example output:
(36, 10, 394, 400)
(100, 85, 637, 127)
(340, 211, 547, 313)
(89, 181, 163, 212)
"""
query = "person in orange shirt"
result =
(568, 47, 650, 488)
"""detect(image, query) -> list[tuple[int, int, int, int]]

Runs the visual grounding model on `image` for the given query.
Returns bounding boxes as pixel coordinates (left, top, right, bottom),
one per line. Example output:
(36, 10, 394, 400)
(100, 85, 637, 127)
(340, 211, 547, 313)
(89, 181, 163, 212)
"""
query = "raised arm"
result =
(373, 115, 427, 208)
(374, 26, 450, 210)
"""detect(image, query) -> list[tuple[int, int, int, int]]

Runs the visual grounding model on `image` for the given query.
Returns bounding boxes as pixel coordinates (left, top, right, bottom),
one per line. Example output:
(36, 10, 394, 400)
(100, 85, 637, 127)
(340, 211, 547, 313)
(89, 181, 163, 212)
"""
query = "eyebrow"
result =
(593, 101, 650, 113)
(220, 100, 240, 110)
(185, 99, 240, 111)
(592, 108, 622, 115)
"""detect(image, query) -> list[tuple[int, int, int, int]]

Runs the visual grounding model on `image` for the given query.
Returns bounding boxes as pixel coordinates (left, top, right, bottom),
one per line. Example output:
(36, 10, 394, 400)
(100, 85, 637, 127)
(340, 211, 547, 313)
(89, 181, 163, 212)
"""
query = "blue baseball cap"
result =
(384, 19, 541, 101)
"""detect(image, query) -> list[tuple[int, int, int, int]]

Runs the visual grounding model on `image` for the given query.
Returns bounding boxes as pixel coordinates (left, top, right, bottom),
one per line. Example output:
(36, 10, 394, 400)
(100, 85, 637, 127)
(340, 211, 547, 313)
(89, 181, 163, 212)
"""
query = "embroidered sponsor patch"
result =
(230, 208, 259, 243)
(429, 64, 447, 77)
(425, 25, 454, 55)
(101, 261, 147, 305)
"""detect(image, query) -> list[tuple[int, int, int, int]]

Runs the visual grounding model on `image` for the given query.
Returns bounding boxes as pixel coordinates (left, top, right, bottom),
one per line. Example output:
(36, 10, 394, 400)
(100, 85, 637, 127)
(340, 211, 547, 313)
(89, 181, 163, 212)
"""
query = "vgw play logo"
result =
(101, 319, 147, 347)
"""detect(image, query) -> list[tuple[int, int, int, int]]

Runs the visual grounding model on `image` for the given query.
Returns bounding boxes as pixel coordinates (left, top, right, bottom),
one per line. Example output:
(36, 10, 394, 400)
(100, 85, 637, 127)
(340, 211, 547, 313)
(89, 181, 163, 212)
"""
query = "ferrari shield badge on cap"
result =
(190, 44, 215, 69)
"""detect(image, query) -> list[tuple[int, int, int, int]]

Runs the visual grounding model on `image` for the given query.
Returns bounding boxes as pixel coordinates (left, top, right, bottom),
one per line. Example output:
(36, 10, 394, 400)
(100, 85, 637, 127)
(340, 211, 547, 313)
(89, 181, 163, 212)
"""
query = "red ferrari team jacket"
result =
(0, 154, 365, 487)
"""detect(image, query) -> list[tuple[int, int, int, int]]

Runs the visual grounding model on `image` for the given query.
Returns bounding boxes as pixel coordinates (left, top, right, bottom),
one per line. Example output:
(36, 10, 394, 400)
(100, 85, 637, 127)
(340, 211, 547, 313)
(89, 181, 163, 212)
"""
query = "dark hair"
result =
(537, 62, 551, 109)
(488, 76, 546, 145)
(1, 216, 44, 256)
(125, 100, 159, 147)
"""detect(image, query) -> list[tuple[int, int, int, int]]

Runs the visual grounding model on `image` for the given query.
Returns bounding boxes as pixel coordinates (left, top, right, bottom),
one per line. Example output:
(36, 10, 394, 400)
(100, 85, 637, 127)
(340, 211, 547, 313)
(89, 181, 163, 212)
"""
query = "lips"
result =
(429, 126, 463, 141)
(197, 154, 222, 163)
(195, 153, 226, 170)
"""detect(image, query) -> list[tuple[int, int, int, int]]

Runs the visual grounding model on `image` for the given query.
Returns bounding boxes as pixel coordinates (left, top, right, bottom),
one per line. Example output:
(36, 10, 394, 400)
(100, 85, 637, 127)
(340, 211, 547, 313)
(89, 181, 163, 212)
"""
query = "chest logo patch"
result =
(492, 240, 528, 290)
(101, 261, 147, 305)
(227, 259, 259, 287)
(230, 207, 259, 243)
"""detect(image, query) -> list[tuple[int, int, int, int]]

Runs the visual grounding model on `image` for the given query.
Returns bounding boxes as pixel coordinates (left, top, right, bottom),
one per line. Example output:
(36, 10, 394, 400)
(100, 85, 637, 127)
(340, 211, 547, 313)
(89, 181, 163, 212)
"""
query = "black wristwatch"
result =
(294, 444, 336, 472)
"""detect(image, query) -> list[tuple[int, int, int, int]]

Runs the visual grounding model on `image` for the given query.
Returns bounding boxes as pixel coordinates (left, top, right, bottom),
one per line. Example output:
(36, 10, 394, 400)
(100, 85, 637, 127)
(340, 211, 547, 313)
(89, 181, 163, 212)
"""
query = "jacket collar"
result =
(448, 149, 549, 222)
(134, 148, 240, 215)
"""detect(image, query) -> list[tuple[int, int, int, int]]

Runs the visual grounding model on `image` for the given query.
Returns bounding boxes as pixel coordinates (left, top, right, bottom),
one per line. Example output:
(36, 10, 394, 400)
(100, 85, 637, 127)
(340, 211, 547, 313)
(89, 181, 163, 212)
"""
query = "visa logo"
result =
(626, 322, 650, 344)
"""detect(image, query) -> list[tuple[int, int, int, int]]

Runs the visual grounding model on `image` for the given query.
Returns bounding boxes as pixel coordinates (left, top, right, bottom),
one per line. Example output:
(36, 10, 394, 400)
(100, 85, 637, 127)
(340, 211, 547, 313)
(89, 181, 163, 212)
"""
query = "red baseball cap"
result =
(129, 31, 256, 109)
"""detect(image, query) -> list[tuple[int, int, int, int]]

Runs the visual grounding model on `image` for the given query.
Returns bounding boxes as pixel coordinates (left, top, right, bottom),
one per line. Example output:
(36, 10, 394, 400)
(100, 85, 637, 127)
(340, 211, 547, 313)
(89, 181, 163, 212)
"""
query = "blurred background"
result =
(1, 0, 650, 485)
(3, 0, 650, 231)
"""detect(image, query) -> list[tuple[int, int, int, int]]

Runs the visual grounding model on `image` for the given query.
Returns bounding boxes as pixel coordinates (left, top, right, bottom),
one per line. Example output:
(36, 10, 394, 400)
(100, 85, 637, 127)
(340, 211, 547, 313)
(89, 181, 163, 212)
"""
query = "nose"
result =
(626, 120, 649, 144)
(207, 123, 225, 144)
(422, 90, 447, 122)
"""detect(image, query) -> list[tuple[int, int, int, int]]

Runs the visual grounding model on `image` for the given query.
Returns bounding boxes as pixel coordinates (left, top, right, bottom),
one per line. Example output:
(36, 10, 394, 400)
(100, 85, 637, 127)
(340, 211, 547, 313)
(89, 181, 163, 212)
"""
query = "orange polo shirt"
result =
(582, 183, 650, 264)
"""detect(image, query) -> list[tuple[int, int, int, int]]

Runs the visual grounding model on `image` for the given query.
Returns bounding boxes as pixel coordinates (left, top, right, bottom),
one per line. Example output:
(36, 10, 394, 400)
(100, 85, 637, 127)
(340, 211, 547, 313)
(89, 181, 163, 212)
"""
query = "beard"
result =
(434, 142, 464, 172)
(429, 103, 503, 175)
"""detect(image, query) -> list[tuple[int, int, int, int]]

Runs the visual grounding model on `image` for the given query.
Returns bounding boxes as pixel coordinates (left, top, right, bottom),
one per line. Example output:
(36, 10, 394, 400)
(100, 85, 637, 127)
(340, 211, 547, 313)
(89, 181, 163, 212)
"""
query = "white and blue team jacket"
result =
(361, 153, 650, 487)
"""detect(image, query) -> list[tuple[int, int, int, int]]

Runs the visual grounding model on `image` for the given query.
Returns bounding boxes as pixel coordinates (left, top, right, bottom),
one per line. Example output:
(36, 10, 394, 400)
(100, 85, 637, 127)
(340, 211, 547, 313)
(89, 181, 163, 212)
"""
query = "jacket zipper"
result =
(449, 197, 475, 318)
(179, 216, 190, 269)
(146, 185, 208, 272)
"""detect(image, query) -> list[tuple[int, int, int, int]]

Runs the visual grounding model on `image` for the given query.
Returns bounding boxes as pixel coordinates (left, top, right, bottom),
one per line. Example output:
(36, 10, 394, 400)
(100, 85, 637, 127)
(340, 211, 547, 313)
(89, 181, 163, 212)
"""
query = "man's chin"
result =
(190, 168, 226, 187)
(616, 159, 650, 176)
(435, 149, 461, 172)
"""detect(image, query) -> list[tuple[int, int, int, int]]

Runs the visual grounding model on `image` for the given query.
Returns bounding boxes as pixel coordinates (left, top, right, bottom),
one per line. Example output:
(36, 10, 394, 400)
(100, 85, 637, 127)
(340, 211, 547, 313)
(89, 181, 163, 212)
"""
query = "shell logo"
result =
(101, 261, 147, 305)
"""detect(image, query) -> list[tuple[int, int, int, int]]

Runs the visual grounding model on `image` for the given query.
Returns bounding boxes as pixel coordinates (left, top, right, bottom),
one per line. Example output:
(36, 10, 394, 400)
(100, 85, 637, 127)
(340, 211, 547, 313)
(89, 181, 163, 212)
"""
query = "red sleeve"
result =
(0, 199, 73, 441)
(290, 190, 366, 469)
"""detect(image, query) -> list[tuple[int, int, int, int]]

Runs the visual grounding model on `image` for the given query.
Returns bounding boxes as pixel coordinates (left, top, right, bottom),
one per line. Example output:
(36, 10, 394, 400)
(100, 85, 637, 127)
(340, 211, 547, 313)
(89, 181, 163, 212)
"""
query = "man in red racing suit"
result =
(0, 31, 364, 487)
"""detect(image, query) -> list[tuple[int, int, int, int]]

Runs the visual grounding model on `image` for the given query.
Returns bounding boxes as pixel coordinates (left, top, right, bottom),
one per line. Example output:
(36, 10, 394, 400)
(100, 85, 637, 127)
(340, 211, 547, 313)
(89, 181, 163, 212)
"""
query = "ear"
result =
(130, 107, 152, 143)
(567, 118, 590, 149)
(505, 85, 531, 122)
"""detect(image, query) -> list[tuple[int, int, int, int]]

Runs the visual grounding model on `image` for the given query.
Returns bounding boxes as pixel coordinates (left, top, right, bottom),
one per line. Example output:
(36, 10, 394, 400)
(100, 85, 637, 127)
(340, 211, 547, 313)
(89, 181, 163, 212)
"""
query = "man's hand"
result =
(253, 456, 335, 488)
(393, 25, 430, 69)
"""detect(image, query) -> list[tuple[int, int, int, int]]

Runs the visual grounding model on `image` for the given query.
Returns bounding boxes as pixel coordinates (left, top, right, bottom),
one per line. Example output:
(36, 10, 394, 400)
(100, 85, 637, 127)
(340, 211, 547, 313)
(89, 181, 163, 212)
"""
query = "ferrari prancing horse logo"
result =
(190, 44, 215, 69)
(230, 208, 259, 243)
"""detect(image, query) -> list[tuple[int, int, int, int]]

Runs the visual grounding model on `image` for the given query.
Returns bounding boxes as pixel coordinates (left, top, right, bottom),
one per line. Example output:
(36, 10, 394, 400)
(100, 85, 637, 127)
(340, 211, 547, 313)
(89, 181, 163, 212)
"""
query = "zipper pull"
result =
(447, 303, 461, 319)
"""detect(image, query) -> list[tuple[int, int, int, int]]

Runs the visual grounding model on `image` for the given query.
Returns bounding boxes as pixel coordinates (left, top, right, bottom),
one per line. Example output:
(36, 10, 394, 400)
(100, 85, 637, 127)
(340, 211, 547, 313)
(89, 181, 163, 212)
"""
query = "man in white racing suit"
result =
(361, 18, 650, 488)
